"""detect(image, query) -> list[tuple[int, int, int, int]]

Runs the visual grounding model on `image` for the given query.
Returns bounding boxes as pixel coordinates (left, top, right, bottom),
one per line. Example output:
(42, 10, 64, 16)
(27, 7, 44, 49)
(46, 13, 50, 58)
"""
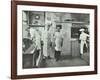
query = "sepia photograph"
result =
(22, 11, 90, 69)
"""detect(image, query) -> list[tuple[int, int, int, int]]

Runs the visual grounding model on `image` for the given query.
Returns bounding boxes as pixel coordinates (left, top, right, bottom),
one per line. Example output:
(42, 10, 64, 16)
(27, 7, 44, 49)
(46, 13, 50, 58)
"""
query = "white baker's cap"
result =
(79, 29, 85, 32)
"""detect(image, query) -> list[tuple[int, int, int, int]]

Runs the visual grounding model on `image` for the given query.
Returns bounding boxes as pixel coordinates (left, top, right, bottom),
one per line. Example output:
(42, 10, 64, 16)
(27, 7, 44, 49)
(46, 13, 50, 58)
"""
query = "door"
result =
(61, 23, 72, 56)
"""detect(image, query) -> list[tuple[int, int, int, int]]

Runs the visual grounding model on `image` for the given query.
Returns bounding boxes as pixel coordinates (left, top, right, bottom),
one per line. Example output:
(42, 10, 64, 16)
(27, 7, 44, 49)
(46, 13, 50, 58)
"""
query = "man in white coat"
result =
(54, 27, 63, 61)
(79, 28, 89, 56)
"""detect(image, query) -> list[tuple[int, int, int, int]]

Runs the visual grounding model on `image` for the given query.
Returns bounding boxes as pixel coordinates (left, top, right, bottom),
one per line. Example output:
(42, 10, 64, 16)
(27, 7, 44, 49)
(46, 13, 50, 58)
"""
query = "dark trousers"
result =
(33, 50, 40, 66)
(55, 50, 61, 61)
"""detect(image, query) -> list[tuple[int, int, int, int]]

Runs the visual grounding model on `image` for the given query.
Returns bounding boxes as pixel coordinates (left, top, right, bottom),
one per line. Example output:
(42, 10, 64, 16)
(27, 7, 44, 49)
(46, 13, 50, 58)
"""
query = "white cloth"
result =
(30, 28, 41, 67)
(79, 32, 89, 54)
(30, 28, 41, 50)
(42, 30, 51, 57)
(35, 31, 41, 50)
(54, 32, 63, 51)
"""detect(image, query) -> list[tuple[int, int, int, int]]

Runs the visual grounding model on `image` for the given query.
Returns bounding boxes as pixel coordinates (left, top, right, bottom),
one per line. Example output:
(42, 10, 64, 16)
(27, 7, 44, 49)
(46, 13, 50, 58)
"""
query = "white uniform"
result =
(54, 32, 63, 51)
(79, 32, 89, 54)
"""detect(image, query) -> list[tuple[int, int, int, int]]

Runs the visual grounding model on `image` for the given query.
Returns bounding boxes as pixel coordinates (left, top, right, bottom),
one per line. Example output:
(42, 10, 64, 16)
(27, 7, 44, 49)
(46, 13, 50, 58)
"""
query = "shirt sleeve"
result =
(86, 34, 89, 37)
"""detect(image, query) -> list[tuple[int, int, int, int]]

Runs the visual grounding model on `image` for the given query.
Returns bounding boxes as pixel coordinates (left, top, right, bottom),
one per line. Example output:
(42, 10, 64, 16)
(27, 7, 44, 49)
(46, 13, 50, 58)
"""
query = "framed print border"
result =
(11, 1, 97, 79)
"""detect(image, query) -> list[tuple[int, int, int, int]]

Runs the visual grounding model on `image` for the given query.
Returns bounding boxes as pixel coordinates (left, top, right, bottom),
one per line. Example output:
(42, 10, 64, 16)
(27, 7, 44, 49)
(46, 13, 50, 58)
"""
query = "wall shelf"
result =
(29, 24, 45, 27)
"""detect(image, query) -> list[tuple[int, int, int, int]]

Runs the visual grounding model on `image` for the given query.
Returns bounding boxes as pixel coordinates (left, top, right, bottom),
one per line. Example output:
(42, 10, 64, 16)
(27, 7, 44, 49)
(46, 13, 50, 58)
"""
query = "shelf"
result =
(29, 24, 45, 27)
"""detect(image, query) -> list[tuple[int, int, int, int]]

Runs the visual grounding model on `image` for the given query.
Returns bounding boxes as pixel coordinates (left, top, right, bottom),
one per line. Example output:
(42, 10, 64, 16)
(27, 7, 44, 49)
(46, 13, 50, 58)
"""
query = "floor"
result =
(39, 47, 89, 68)
(39, 55, 89, 68)
(23, 48, 89, 68)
